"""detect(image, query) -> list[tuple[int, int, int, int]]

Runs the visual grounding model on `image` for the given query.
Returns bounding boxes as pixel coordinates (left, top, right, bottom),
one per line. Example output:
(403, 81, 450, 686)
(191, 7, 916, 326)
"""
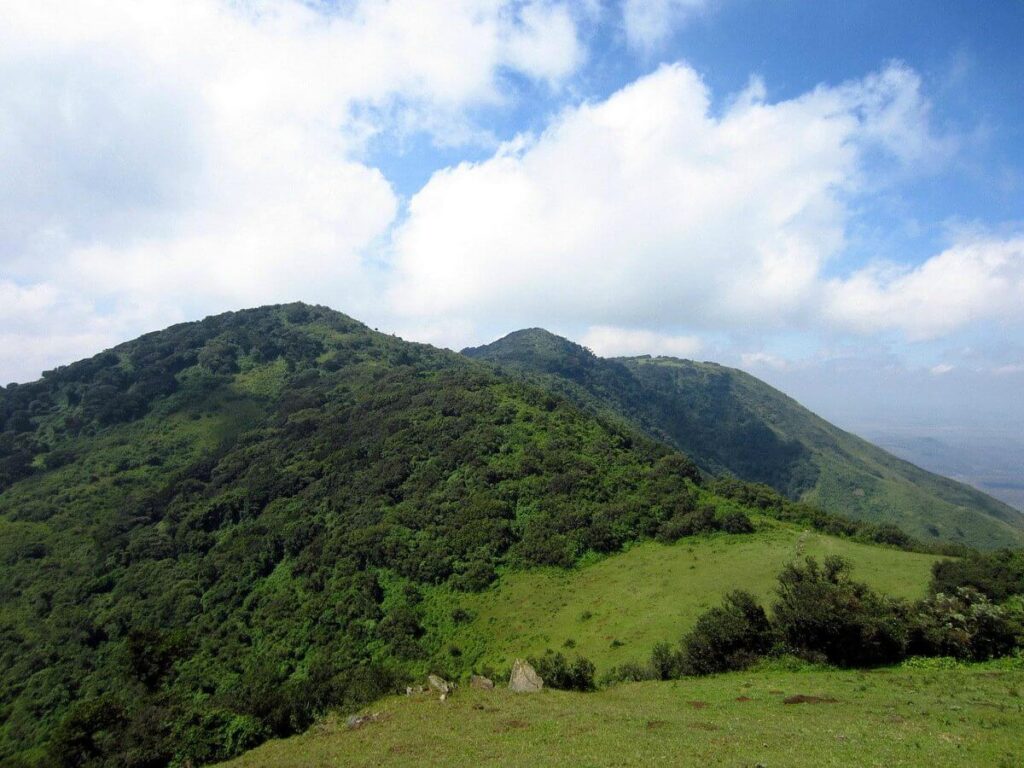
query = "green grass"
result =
(220, 658, 1024, 767)
(423, 521, 945, 673)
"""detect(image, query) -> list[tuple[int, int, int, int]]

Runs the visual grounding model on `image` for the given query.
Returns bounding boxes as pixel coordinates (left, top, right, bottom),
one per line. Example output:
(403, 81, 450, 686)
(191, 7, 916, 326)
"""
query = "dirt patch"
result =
(645, 719, 669, 730)
(688, 700, 709, 709)
(886, 715, 907, 724)
(768, 689, 784, 695)
(494, 718, 530, 733)
(783, 695, 838, 705)
(735, 696, 752, 703)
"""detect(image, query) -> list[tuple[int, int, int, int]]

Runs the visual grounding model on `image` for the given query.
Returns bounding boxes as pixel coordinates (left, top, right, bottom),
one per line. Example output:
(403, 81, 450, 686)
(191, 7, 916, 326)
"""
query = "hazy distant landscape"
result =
(866, 431, 1024, 513)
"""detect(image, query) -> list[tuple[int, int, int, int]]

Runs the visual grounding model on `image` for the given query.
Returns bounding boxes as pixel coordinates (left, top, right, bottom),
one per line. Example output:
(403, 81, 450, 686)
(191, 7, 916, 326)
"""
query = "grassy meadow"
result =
(221, 657, 1024, 768)
(423, 521, 946, 673)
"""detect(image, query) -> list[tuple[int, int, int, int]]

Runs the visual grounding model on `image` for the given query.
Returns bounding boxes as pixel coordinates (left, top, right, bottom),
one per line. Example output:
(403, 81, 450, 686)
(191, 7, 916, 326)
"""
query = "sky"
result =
(1, 0, 1023, 437)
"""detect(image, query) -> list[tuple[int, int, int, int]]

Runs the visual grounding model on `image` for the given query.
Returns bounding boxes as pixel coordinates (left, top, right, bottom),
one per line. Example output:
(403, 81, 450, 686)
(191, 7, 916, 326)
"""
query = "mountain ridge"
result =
(463, 328, 1024, 549)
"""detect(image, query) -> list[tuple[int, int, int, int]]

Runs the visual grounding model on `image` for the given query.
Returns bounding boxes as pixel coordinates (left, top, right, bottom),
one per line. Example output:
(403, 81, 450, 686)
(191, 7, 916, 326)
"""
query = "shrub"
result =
(909, 587, 1022, 661)
(718, 510, 754, 534)
(529, 650, 596, 691)
(930, 550, 1024, 602)
(680, 590, 773, 675)
(601, 661, 653, 685)
(773, 556, 909, 667)
(648, 641, 682, 680)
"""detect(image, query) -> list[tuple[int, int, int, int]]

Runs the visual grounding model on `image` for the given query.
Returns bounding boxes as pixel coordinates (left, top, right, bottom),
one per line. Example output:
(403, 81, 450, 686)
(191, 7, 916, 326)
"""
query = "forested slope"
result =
(464, 329, 1024, 548)
(0, 304, 778, 767)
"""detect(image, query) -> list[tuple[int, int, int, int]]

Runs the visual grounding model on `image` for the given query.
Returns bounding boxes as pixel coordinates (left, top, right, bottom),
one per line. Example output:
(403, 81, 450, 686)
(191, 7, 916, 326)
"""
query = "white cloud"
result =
(0, 0, 585, 381)
(580, 325, 702, 357)
(740, 351, 789, 370)
(622, 0, 712, 51)
(930, 363, 955, 375)
(826, 236, 1024, 340)
(390, 62, 936, 337)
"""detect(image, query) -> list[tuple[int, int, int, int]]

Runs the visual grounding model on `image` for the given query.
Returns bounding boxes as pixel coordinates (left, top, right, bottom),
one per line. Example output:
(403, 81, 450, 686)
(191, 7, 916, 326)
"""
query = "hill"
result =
(1, 303, 896, 767)
(463, 330, 1024, 549)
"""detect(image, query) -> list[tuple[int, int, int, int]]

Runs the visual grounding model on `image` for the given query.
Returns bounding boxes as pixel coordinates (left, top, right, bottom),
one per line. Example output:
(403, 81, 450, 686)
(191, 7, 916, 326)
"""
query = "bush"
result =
(773, 556, 909, 667)
(718, 510, 754, 534)
(930, 550, 1024, 602)
(529, 650, 596, 691)
(909, 587, 1022, 661)
(680, 590, 773, 675)
(648, 641, 682, 680)
(601, 661, 653, 685)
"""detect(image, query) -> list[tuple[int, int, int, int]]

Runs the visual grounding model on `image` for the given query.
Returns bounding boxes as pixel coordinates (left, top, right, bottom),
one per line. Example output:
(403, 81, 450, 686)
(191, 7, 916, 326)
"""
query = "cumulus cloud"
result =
(826, 236, 1024, 340)
(580, 325, 702, 357)
(0, 0, 586, 381)
(390, 61, 936, 335)
(622, 0, 712, 51)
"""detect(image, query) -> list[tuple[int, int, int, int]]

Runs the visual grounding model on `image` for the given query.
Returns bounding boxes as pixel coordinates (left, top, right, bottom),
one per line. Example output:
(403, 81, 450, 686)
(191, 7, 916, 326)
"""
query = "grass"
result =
(423, 521, 945, 673)
(220, 657, 1024, 767)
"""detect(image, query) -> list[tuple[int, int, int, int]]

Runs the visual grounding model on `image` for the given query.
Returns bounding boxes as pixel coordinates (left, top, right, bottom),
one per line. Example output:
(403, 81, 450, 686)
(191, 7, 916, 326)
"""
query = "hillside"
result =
(463, 330, 1024, 549)
(221, 659, 1024, 768)
(423, 521, 942, 675)
(0, 303, 862, 768)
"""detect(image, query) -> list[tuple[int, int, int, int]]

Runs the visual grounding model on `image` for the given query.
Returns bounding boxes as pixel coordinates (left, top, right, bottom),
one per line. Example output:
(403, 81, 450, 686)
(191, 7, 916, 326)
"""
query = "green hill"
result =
(2, 303, 889, 768)
(463, 330, 1024, 549)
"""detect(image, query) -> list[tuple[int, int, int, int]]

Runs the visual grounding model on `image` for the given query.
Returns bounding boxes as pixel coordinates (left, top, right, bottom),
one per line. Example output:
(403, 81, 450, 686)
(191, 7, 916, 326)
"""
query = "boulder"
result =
(427, 674, 451, 696)
(470, 674, 495, 690)
(508, 659, 543, 693)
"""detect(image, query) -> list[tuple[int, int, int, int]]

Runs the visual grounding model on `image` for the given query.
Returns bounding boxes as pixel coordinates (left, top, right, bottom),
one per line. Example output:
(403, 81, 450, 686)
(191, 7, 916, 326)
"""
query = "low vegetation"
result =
(219, 658, 1024, 768)
(423, 524, 944, 674)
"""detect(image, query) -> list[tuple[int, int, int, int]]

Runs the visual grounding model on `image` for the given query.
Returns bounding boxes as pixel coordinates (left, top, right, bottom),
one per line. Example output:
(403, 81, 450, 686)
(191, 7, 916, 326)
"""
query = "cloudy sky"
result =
(2, 0, 1023, 436)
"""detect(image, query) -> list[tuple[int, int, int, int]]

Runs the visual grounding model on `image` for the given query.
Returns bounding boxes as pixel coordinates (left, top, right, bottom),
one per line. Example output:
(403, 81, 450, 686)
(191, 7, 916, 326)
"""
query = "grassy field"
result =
(221, 658, 1024, 768)
(423, 522, 946, 673)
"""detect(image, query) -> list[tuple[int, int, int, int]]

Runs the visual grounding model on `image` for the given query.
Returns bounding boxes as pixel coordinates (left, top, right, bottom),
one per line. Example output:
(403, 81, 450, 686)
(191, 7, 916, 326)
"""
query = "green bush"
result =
(529, 650, 596, 692)
(679, 590, 773, 675)
(773, 557, 909, 667)
(930, 550, 1024, 602)
(909, 588, 1022, 661)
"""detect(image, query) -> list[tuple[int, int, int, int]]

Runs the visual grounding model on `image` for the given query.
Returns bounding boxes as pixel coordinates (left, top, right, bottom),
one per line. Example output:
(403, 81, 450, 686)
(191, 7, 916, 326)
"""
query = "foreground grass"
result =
(425, 523, 945, 672)
(222, 658, 1024, 767)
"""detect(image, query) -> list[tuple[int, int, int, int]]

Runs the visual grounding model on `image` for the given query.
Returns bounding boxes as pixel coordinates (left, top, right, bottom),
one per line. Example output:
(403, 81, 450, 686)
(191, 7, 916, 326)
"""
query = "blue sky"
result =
(1, 0, 1022, 436)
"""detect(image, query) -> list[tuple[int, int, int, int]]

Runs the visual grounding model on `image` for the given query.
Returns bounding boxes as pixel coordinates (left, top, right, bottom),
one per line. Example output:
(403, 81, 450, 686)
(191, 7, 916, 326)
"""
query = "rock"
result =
(470, 674, 494, 690)
(427, 674, 451, 696)
(345, 712, 382, 729)
(508, 659, 543, 693)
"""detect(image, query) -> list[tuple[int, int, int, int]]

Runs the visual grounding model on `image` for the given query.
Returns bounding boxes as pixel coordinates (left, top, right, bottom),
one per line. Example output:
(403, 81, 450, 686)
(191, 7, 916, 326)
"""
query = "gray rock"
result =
(508, 659, 543, 693)
(470, 674, 495, 690)
(427, 674, 451, 696)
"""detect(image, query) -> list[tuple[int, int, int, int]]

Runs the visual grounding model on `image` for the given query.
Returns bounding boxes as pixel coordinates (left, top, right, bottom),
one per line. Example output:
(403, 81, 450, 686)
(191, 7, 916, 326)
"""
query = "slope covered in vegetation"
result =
(463, 330, 1024, 549)
(420, 522, 943, 675)
(0, 304, 839, 767)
